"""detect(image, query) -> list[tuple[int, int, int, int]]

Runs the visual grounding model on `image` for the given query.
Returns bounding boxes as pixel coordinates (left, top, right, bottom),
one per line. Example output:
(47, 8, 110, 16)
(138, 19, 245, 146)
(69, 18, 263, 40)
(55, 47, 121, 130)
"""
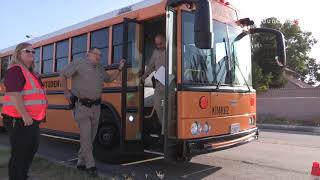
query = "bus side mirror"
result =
(194, 0, 213, 49)
(250, 28, 286, 67)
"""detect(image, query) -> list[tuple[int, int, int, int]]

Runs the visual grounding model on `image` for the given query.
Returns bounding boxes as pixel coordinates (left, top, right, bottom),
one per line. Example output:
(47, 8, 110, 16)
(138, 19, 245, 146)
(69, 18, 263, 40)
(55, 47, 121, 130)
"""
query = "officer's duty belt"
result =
(78, 98, 101, 108)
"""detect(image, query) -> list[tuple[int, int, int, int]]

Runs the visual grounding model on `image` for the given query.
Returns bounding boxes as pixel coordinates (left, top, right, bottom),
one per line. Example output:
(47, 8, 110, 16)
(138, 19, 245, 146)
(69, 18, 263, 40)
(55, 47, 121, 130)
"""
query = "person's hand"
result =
(22, 115, 33, 126)
(118, 59, 126, 70)
(64, 90, 72, 104)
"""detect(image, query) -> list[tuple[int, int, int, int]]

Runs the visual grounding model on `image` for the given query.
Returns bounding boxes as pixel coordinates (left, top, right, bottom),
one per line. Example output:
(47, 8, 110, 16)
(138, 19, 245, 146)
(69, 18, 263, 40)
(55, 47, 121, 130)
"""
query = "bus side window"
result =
(42, 44, 54, 74)
(91, 28, 109, 66)
(1, 56, 10, 80)
(55, 40, 69, 72)
(34, 48, 41, 74)
(72, 34, 87, 61)
(112, 24, 124, 64)
(112, 23, 134, 64)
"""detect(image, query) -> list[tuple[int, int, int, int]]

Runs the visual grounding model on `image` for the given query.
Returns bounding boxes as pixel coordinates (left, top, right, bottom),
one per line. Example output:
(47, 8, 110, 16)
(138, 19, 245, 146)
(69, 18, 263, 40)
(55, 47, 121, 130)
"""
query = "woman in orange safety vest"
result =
(1, 42, 48, 180)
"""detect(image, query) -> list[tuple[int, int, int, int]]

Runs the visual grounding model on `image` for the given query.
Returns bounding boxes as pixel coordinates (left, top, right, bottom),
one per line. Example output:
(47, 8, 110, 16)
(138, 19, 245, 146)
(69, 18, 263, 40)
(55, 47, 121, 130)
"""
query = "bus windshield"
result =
(182, 11, 252, 86)
(228, 25, 252, 86)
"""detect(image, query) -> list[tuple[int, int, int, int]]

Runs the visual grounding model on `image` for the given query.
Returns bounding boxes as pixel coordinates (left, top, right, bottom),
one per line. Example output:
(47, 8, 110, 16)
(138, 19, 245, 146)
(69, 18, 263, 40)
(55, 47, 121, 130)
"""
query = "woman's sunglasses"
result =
(22, 49, 36, 54)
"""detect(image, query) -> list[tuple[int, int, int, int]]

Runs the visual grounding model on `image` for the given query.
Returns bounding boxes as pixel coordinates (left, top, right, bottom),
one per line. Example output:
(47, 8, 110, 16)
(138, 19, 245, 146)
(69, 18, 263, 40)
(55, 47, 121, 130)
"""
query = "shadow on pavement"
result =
(109, 159, 221, 179)
(0, 133, 222, 179)
(93, 153, 222, 179)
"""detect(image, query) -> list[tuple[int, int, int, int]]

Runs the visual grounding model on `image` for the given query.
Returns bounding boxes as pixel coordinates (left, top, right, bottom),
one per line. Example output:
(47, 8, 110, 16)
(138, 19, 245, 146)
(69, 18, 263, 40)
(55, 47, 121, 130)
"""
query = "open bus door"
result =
(163, 7, 178, 159)
(120, 18, 144, 152)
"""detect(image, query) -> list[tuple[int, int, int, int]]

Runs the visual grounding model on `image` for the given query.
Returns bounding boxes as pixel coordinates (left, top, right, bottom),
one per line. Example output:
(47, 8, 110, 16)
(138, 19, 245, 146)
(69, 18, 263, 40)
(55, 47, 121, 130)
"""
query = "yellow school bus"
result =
(0, 0, 285, 162)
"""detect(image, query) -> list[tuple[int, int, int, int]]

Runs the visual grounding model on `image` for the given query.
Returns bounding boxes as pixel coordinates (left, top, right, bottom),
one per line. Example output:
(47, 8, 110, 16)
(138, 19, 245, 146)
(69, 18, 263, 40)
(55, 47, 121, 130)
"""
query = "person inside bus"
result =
(141, 34, 166, 137)
(1, 42, 48, 180)
(60, 48, 125, 177)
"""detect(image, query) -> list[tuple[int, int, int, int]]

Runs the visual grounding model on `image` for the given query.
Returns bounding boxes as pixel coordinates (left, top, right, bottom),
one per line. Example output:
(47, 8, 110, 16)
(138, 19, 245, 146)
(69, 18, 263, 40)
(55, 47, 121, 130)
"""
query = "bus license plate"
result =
(230, 123, 240, 134)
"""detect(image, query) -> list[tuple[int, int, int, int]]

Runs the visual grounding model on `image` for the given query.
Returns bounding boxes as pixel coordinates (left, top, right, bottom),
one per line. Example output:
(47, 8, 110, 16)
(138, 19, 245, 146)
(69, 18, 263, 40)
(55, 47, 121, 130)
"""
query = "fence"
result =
(257, 88, 320, 126)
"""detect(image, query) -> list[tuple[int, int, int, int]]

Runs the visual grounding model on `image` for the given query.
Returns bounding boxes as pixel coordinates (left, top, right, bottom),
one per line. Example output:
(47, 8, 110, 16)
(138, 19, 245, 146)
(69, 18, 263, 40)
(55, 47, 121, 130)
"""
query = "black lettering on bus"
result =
(212, 106, 229, 115)
(44, 80, 61, 88)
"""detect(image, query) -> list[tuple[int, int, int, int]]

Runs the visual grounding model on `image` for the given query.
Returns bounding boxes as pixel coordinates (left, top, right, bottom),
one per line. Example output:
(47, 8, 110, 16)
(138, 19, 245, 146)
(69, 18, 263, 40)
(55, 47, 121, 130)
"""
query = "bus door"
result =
(120, 18, 144, 151)
(164, 7, 178, 158)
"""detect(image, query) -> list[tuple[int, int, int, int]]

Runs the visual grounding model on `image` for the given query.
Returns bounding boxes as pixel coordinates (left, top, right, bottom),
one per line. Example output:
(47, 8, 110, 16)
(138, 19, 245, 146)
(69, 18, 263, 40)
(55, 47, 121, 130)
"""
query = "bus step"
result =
(144, 149, 164, 156)
(150, 134, 159, 138)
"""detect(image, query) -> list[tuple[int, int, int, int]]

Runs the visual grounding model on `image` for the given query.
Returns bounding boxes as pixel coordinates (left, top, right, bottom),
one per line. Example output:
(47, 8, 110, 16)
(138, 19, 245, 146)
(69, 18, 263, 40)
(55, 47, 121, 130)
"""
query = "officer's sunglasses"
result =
(21, 49, 36, 54)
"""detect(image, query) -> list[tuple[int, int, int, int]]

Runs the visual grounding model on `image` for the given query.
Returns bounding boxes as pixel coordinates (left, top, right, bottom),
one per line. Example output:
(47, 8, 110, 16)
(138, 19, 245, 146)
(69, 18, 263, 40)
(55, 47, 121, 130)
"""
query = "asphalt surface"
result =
(0, 129, 319, 180)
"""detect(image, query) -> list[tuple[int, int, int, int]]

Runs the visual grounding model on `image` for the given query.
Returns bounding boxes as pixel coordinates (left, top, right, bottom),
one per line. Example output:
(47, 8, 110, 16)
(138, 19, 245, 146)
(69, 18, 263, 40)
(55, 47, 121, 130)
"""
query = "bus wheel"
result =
(176, 141, 192, 162)
(97, 122, 118, 148)
(93, 122, 122, 163)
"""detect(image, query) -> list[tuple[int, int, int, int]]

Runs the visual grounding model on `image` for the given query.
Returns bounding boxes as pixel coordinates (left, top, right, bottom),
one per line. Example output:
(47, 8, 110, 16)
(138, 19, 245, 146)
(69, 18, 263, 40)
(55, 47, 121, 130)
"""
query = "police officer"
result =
(141, 34, 166, 135)
(60, 48, 125, 177)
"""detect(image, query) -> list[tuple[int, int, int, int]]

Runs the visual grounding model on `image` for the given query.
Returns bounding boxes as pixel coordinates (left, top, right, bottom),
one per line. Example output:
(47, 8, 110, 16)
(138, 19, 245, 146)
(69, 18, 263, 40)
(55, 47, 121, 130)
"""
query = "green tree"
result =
(306, 58, 320, 85)
(252, 17, 318, 89)
(252, 62, 273, 92)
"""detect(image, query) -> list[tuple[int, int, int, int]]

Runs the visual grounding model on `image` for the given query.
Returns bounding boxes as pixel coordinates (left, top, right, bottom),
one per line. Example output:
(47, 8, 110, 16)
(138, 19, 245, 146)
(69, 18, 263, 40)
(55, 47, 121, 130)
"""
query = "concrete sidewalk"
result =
(258, 124, 320, 135)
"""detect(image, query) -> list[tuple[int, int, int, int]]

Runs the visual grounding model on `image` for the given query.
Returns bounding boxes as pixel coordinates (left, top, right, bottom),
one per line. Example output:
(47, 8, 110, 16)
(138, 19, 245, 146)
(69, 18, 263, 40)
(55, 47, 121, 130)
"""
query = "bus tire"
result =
(176, 141, 192, 163)
(93, 122, 123, 164)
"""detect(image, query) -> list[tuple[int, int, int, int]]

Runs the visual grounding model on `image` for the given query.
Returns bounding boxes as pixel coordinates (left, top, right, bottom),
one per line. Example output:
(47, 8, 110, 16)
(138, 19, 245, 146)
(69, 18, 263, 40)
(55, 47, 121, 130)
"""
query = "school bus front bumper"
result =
(186, 127, 259, 156)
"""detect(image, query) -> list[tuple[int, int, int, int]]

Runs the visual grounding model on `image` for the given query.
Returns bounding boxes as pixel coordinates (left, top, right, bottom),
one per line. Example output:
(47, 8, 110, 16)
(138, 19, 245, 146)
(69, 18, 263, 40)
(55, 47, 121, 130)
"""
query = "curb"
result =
(257, 124, 320, 135)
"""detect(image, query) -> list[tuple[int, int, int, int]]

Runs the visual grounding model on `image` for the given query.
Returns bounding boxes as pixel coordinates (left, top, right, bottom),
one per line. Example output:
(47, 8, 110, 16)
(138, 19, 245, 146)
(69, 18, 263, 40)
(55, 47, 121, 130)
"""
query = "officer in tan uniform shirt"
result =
(60, 48, 125, 176)
(142, 34, 166, 135)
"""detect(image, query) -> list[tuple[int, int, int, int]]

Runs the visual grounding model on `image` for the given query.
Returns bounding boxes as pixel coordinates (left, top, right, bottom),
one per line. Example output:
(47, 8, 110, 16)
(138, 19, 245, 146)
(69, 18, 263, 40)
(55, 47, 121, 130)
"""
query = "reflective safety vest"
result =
(2, 64, 48, 121)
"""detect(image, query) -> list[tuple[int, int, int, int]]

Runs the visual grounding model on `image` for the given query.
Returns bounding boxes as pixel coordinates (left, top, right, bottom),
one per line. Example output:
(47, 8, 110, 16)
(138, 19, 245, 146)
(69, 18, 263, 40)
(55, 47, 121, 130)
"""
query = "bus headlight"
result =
(203, 122, 211, 134)
(128, 115, 134, 122)
(191, 122, 201, 135)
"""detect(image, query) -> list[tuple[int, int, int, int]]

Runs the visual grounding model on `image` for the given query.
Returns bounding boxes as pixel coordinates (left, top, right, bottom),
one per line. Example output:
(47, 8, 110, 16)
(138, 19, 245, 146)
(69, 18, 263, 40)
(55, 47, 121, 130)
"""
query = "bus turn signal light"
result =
(199, 96, 209, 109)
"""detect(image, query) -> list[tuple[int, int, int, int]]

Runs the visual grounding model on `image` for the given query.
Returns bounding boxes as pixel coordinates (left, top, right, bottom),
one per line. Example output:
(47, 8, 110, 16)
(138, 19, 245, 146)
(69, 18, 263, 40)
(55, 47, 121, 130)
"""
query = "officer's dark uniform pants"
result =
(2, 115, 40, 180)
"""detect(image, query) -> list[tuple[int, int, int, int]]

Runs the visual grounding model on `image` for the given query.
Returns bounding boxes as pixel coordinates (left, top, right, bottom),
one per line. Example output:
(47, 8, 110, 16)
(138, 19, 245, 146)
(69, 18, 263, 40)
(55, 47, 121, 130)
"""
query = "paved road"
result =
(0, 130, 319, 180)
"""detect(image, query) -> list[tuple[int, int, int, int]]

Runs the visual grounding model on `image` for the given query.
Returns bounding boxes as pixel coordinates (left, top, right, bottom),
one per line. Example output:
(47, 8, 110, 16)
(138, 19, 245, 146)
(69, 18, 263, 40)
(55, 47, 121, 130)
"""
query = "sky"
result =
(0, 0, 319, 61)
(0, 0, 140, 50)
